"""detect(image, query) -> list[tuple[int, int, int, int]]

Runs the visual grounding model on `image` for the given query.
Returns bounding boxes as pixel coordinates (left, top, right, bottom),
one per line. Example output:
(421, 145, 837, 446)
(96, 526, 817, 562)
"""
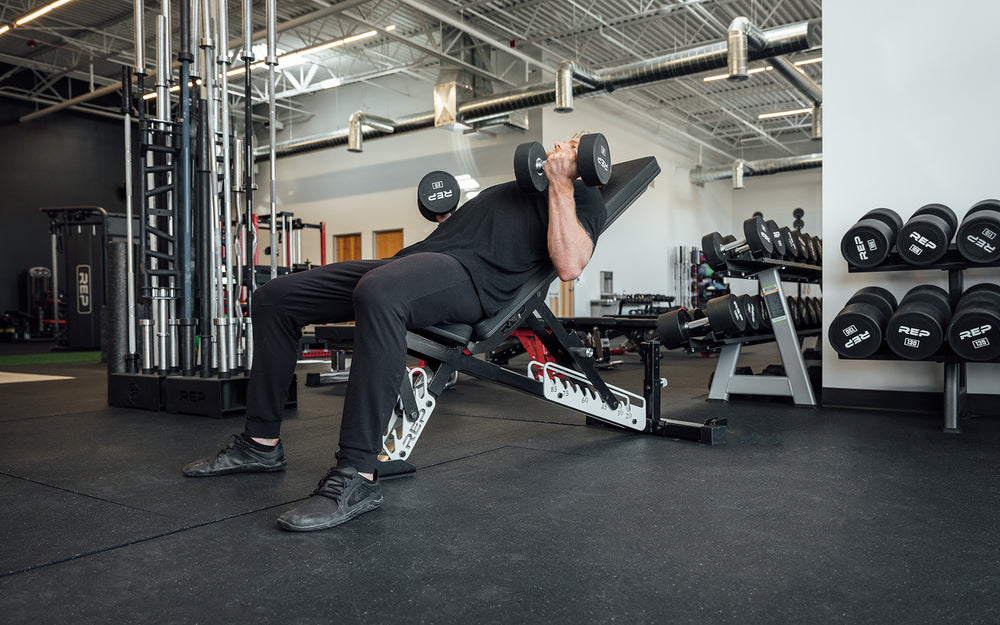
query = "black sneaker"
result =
(182, 433, 287, 477)
(277, 466, 383, 532)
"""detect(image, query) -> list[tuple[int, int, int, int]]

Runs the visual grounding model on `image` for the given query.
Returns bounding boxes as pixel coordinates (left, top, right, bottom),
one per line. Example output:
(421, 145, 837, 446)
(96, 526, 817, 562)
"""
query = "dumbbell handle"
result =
(683, 317, 710, 333)
(721, 238, 750, 254)
(532, 155, 547, 175)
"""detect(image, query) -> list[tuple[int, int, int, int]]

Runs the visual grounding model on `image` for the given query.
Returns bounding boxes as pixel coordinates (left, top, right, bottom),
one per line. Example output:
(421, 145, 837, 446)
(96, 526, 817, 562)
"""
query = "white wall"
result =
(823, 1, 1000, 394)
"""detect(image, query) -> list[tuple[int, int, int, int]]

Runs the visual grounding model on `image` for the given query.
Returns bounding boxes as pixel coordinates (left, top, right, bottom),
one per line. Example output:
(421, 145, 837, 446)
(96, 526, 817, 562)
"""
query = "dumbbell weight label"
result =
(965, 231, 997, 255)
(843, 328, 872, 350)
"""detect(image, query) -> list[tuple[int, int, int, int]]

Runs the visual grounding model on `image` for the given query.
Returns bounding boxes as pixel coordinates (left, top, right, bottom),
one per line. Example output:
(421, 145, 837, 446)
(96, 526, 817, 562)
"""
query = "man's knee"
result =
(353, 272, 399, 317)
(251, 277, 289, 320)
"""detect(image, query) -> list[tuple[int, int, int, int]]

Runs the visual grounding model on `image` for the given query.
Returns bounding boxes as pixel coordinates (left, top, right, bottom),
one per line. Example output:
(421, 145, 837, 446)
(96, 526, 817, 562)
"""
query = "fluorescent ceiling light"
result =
(758, 107, 812, 119)
(0, 25, 9, 35)
(703, 57, 823, 82)
(16, 0, 74, 26)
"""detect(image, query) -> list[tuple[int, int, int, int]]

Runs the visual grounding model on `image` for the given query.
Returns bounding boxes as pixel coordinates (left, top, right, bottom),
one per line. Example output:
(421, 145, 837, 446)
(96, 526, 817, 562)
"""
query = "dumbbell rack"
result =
(703, 258, 823, 405)
(846, 246, 1000, 432)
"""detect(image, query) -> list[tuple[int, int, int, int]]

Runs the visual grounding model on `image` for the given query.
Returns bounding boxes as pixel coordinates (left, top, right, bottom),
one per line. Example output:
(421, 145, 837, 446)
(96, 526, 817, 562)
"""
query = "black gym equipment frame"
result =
(316, 157, 726, 478)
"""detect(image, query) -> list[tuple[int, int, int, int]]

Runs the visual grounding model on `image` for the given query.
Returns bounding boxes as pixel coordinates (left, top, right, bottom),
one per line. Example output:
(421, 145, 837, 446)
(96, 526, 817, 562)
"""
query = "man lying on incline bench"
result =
(183, 133, 607, 532)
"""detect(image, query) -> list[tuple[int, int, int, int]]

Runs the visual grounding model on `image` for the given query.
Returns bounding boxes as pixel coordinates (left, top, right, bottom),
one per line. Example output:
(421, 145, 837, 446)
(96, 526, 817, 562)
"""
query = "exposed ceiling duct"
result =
(727, 17, 823, 139)
(257, 18, 818, 160)
(689, 153, 822, 189)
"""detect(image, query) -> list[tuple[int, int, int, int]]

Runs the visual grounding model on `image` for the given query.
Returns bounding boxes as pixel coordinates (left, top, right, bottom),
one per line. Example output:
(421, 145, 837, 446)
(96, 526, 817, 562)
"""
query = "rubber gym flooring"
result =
(1, 339, 998, 625)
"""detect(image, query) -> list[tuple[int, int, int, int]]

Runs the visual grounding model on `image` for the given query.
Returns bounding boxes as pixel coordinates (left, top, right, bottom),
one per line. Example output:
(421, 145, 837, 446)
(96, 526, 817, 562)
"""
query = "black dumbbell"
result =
(947, 283, 1000, 361)
(956, 199, 1000, 264)
(701, 216, 774, 270)
(896, 203, 958, 265)
(738, 294, 760, 334)
(840, 208, 903, 269)
(796, 231, 815, 264)
(885, 284, 951, 359)
(765, 219, 787, 259)
(802, 296, 817, 326)
(828, 286, 898, 358)
(513, 133, 611, 193)
(417, 171, 461, 222)
(751, 294, 772, 332)
(656, 294, 746, 349)
(785, 296, 804, 326)
(779, 226, 801, 261)
(811, 236, 823, 263)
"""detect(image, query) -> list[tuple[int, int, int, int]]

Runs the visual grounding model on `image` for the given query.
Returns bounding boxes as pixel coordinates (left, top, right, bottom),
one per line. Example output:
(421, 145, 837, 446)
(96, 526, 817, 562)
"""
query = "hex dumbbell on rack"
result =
(656, 294, 746, 349)
(840, 208, 904, 268)
(701, 216, 774, 270)
(513, 133, 611, 193)
(828, 286, 898, 358)
(896, 203, 958, 266)
(947, 283, 1000, 361)
(885, 284, 952, 359)
(956, 199, 1000, 264)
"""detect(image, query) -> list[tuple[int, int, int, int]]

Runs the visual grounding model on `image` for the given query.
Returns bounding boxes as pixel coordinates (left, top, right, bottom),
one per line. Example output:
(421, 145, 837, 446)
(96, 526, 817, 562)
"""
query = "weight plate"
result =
(416, 171, 462, 222)
(766, 219, 786, 258)
(829, 302, 887, 358)
(513, 141, 548, 192)
(576, 133, 612, 186)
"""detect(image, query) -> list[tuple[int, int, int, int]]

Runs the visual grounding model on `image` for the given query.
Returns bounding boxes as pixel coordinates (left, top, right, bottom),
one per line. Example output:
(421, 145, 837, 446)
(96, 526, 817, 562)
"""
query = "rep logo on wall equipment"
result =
(76, 265, 91, 315)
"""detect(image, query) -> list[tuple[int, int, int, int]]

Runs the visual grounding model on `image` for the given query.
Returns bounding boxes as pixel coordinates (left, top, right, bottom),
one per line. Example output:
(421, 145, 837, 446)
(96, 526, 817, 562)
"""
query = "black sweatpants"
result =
(243, 252, 484, 473)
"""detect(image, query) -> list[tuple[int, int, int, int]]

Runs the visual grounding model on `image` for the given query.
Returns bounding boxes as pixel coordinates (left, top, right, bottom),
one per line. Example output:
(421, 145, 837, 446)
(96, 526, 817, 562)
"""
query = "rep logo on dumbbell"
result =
(828, 286, 898, 358)
(896, 203, 958, 266)
(513, 133, 611, 193)
(956, 199, 1000, 264)
(417, 171, 461, 222)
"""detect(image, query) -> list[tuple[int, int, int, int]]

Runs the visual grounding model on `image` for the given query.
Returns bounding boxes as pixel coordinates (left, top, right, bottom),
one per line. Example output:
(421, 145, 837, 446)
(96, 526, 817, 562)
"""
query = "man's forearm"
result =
(547, 180, 594, 282)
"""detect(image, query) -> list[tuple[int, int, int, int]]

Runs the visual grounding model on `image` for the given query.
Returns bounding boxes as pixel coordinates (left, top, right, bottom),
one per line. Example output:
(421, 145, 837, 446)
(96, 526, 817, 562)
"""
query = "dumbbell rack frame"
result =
(846, 245, 1000, 432)
(706, 259, 823, 405)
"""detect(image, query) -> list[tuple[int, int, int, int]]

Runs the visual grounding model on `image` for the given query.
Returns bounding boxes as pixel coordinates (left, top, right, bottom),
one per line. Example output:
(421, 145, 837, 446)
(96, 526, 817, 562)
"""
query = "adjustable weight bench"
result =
(315, 156, 726, 477)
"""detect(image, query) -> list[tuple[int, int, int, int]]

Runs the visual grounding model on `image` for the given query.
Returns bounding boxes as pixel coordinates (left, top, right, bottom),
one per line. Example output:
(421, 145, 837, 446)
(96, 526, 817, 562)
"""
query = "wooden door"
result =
(374, 229, 404, 259)
(335, 234, 362, 262)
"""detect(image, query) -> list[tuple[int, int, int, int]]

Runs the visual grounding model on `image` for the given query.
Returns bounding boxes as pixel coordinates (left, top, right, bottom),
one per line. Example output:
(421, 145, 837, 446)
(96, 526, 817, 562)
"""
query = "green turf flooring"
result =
(0, 351, 101, 366)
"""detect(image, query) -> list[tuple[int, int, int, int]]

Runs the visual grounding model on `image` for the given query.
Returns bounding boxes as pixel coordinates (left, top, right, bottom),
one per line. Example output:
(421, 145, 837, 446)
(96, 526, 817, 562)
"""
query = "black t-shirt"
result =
(395, 180, 606, 317)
